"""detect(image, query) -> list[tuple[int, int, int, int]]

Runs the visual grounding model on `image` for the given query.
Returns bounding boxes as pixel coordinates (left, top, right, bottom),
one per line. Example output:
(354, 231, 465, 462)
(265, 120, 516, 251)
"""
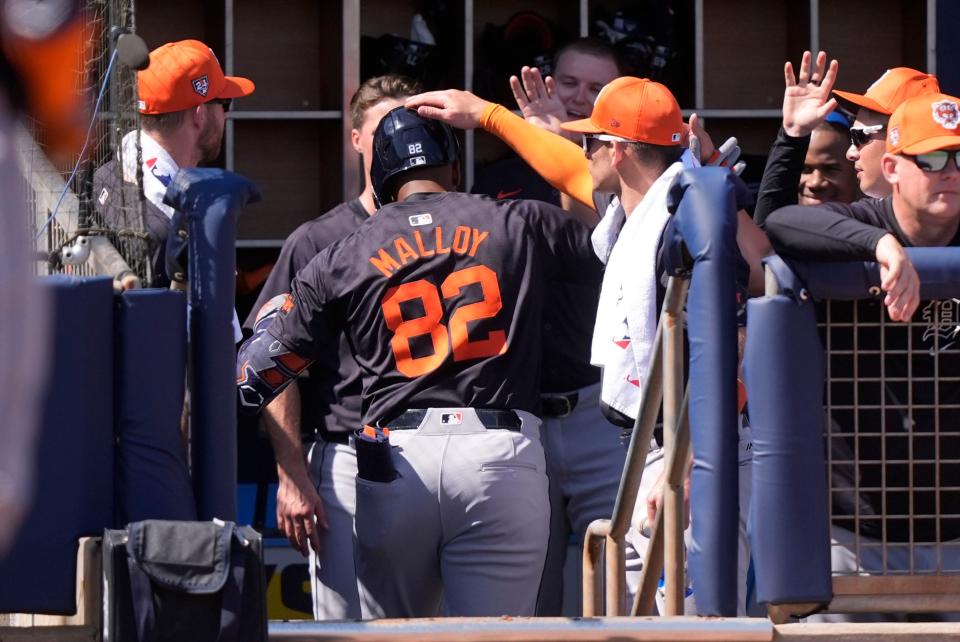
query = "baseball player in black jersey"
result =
(244, 74, 421, 620)
(237, 107, 602, 617)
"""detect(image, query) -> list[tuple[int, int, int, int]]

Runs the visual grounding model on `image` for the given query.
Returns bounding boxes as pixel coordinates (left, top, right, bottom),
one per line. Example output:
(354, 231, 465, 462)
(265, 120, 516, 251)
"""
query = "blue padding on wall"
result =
(744, 295, 832, 606)
(0, 277, 114, 614)
(114, 289, 195, 524)
(785, 248, 960, 301)
(667, 168, 741, 616)
(164, 168, 261, 521)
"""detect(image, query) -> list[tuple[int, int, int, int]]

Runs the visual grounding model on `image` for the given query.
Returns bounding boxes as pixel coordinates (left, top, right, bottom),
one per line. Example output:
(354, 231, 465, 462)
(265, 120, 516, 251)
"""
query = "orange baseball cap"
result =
(137, 39, 254, 114)
(560, 76, 683, 146)
(886, 93, 960, 155)
(833, 67, 939, 116)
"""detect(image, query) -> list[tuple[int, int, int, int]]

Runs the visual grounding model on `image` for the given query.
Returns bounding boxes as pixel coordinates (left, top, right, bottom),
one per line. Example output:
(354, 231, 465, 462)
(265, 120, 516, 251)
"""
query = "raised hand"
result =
(509, 65, 569, 136)
(782, 50, 839, 138)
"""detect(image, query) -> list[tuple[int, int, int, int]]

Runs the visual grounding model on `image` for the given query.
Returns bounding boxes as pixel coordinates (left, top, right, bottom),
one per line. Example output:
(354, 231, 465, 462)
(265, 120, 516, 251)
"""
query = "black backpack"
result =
(103, 520, 267, 642)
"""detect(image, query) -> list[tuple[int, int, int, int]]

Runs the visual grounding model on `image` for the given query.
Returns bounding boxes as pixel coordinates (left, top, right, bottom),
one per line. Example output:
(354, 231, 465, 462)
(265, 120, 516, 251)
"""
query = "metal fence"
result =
(21, 0, 149, 283)
(822, 297, 960, 578)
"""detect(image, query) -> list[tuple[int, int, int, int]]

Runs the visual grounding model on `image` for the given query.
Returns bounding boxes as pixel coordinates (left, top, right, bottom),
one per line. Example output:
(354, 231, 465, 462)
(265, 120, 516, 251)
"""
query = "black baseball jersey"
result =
(245, 198, 368, 436)
(270, 191, 602, 424)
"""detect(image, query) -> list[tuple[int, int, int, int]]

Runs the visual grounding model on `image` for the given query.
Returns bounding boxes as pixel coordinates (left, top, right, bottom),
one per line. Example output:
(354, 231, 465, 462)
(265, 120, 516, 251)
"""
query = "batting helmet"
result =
(370, 106, 460, 207)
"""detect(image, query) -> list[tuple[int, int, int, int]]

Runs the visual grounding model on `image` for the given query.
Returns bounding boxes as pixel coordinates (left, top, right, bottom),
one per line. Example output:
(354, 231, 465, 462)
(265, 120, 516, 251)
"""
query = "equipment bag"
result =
(103, 519, 267, 642)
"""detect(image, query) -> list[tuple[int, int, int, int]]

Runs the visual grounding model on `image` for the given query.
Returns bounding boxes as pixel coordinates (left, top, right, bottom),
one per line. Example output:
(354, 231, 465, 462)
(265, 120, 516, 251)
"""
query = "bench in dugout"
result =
(747, 252, 960, 621)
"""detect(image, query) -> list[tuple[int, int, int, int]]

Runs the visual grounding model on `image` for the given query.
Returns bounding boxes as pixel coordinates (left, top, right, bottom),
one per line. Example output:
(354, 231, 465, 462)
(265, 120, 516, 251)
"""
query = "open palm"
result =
(509, 66, 568, 136)
(783, 50, 839, 137)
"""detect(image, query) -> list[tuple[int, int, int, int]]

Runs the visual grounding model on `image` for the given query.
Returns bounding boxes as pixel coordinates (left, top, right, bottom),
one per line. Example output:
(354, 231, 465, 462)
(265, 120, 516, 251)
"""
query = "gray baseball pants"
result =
(536, 382, 626, 615)
(354, 408, 550, 618)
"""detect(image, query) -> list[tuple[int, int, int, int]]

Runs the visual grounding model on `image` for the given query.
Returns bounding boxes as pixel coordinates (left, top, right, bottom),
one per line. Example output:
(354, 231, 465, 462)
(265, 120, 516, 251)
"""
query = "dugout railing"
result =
(752, 253, 960, 622)
(582, 189, 960, 622)
(582, 167, 746, 618)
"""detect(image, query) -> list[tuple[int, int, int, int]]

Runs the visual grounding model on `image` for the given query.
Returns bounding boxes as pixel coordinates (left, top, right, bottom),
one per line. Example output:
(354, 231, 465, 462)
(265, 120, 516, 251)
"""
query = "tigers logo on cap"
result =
(886, 93, 960, 154)
(932, 99, 960, 130)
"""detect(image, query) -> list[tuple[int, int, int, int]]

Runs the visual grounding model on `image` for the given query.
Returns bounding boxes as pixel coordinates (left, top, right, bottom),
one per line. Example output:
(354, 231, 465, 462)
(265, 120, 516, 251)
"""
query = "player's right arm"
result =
(406, 90, 595, 209)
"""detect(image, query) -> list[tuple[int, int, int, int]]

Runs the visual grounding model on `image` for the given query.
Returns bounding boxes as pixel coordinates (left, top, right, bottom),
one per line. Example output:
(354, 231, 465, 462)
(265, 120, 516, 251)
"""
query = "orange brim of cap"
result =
(833, 89, 888, 116)
(897, 135, 960, 155)
(218, 75, 255, 99)
(560, 116, 603, 134)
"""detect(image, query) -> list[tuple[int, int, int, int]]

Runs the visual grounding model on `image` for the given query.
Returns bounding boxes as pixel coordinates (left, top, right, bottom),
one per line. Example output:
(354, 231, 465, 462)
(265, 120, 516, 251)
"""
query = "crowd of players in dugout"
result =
(143, 34, 960, 622)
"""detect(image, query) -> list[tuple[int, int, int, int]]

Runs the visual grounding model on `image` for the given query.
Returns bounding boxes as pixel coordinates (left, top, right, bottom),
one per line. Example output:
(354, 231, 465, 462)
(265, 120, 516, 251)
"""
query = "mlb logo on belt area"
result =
(440, 412, 463, 425)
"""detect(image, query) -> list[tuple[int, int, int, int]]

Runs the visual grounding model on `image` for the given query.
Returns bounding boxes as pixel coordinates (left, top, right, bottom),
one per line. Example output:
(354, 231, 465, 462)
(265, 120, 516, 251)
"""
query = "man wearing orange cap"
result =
(766, 93, 960, 619)
(95, 39, 254, 288)
(836, 66, 940, 199)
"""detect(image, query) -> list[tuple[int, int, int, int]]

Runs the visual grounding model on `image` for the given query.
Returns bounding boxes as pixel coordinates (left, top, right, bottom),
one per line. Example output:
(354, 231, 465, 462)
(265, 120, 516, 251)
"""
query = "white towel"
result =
(590, 150, 698, 419)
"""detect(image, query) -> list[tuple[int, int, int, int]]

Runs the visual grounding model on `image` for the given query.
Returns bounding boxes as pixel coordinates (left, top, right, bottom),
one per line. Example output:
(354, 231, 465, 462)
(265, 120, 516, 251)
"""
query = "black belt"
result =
(539, 392, 579, 418)
(381, 409, 522, 432)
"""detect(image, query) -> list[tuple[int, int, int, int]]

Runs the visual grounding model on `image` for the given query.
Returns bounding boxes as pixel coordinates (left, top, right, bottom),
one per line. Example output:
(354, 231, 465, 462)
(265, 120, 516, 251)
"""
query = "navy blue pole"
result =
(163, 168, 261, 521)
(665, 167, 741, 615)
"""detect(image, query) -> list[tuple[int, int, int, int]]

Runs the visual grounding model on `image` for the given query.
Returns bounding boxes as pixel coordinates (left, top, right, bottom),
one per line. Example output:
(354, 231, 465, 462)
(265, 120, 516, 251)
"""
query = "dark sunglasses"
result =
(581, 134, 607, 154)
(904, 150, 960, 172)
(849, 124, 885, 148)
(210, 98, 232, 111)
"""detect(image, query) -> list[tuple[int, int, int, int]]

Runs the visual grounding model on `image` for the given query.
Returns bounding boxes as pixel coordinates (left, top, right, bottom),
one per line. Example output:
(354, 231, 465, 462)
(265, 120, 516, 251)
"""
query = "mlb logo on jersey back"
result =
(409, 213, 433, 227)
(440, 412, 463, 425)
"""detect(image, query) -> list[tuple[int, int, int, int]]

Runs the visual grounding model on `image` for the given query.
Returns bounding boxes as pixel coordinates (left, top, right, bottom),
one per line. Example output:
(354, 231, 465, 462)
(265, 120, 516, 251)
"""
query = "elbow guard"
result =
(236, 294, 313, 414)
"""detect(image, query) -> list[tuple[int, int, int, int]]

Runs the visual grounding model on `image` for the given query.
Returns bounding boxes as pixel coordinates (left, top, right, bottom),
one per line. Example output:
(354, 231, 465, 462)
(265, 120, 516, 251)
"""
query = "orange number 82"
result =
(381, 265, 507, 377)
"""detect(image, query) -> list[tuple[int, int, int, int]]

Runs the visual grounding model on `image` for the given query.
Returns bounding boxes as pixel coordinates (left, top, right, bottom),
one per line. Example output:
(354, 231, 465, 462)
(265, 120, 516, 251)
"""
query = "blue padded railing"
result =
(663, 167, 742, 616)
(745, 249, 960, 610)
(163, 168, 261, 522)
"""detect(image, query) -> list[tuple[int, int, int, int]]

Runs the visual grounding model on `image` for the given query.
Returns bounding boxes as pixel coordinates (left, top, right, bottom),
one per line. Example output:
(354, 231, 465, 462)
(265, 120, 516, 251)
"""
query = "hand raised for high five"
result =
(783, 50, 840, 138)
(508, 65, 574, 139)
